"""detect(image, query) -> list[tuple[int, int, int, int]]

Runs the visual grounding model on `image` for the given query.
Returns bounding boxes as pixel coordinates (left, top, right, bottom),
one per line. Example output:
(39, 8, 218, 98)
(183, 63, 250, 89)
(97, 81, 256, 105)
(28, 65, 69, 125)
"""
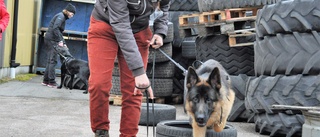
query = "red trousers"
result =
(87, 16, 152, 137)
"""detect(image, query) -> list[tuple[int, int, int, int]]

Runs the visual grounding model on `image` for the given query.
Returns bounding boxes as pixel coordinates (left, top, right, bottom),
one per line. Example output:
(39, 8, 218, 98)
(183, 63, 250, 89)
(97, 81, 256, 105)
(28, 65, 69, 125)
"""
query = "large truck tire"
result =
(228, 74, 254, 122)
(255, 32, 320, 76)
(255, 112, 304, 137)
(256, 0, 320, 38)
(198, 0, 283, 12)
(169, 0, 199, 11)
(245, 75, 320, 114)
(196, 35, 255, 76)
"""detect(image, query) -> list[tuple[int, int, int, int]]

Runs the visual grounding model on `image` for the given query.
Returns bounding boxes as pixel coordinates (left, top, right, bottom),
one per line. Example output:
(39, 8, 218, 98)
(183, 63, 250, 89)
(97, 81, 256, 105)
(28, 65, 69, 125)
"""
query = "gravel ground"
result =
(0, 75, 266, 137)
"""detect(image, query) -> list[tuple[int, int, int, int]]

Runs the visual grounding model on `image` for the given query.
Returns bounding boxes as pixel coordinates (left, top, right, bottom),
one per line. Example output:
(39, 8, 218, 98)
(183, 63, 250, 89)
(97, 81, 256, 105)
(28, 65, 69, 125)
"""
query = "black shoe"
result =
(95, 130, 109, 137)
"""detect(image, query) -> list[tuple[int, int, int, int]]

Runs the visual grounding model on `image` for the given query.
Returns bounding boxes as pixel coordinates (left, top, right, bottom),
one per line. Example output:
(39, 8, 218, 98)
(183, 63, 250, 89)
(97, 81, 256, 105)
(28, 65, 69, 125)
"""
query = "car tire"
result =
(156, 120, 237, 137)
(139, 103, 176, 126)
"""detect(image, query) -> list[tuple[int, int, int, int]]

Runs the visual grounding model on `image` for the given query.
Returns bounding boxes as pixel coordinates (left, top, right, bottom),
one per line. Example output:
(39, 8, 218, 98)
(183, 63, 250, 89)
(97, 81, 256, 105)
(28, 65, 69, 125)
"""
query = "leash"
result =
(142, 41, 160, 137)
(52, 45, 67, 60)
(52, 45, 75, 75)
(158, 48, 188, 76)
(145, 49, 156, 137)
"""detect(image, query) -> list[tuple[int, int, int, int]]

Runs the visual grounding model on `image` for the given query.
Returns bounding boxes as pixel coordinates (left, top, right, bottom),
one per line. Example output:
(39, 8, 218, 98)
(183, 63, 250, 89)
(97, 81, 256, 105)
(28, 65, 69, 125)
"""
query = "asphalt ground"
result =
(0, 74, 267, 137)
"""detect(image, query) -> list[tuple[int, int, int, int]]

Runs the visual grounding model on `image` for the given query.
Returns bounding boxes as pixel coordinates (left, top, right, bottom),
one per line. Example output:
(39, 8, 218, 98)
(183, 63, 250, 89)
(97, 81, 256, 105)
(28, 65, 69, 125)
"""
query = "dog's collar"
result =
(64, 56, 74, 64)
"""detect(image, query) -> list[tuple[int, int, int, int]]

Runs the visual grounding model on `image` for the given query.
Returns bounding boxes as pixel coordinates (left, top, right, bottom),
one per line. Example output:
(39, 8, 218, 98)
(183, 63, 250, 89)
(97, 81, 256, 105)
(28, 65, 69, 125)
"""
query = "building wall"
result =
(0, 0, 42, 79)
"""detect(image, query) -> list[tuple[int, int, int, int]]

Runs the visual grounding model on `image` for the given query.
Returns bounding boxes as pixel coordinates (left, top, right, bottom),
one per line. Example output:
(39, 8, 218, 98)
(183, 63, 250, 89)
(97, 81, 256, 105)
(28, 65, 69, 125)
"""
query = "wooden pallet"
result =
(179, 7, 260, 40)
(179, 10, 226, 26)
(179, 7, 260, 26)
(225, 7, 259, 20)
(109, 94, 164, 106)
(228, 28, 255, 47)
(179, 16, 256, 38)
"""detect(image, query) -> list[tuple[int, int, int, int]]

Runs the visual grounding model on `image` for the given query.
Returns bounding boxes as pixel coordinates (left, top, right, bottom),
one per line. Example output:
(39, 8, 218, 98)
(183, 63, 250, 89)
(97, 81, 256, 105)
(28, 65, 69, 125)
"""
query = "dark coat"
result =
(45, 12, 68, 43)
(91, 0, 170, 76)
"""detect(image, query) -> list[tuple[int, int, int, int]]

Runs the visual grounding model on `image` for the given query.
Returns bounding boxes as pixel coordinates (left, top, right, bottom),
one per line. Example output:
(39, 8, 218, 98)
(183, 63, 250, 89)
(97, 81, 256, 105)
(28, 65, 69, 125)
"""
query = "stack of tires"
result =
(167, 0, 200, 103)
(245, 0, 320, 136)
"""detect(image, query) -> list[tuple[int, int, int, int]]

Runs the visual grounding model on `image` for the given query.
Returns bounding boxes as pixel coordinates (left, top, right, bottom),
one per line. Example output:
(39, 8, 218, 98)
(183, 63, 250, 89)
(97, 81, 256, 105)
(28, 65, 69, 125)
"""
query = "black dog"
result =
(55, 46, 90, 94)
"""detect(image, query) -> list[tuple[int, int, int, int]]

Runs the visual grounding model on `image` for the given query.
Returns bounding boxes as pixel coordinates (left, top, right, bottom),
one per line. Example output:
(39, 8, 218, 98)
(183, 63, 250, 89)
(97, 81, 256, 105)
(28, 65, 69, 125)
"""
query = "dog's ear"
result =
(186, 66, 200, 90)
(207, 67, 221, 90)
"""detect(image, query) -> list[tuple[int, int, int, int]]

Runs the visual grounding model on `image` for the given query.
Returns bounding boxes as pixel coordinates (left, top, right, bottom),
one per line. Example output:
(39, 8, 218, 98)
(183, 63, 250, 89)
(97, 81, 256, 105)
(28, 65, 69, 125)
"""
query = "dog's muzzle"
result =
(195, 113, 207, 127)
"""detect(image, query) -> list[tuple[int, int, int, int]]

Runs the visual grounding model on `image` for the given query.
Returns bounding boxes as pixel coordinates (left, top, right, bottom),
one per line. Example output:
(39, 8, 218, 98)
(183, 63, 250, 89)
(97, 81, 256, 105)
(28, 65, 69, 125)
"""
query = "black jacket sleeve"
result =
(52, 14, 66, 43)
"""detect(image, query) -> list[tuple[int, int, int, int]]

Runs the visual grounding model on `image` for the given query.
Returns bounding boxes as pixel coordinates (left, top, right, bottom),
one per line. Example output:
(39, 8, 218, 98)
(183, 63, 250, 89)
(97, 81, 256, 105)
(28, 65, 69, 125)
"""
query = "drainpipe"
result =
(10, 0, 20, 78)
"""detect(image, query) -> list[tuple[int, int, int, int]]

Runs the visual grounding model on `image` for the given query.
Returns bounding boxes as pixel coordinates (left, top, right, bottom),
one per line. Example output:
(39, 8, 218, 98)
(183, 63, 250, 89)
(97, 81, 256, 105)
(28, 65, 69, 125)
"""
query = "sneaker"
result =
(41, 81, 49, 86)
(47, 82, 58, 88)
(95, 130, 109, 137)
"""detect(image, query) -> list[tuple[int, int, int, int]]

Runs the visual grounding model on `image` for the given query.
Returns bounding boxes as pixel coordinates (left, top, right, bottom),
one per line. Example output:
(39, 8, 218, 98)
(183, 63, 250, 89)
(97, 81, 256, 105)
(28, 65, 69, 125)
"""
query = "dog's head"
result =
(185, 66, 221, 127)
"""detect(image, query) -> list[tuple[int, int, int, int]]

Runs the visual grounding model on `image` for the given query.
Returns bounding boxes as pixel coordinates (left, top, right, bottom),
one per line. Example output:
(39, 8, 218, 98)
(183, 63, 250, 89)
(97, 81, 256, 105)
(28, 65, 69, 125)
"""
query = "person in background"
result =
(41, 3, 76, 88)
(87, 0, 170, 137)
(0, 0, 10, 41)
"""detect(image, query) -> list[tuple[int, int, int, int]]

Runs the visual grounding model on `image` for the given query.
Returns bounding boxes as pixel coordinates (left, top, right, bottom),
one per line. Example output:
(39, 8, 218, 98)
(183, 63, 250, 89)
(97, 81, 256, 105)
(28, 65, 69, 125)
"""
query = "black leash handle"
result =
(145, 90, 155, 137)
(145, 43, 156, 137)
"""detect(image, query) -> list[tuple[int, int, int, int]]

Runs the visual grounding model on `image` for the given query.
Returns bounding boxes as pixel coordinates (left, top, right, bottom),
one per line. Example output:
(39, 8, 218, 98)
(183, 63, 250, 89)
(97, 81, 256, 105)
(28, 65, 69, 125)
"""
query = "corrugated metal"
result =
(2, 0, 14, 68)
(2, 0, 42, 68)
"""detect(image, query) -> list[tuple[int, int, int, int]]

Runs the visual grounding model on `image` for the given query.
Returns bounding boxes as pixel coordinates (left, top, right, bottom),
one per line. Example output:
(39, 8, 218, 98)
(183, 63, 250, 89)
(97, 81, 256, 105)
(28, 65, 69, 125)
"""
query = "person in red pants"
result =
(0, 0, 9, 41)
(87, 0, 170, 137)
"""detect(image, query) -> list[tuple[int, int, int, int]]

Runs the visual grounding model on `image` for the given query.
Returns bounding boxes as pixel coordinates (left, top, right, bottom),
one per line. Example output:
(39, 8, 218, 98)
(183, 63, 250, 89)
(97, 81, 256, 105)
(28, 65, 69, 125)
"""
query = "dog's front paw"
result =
(83, 91, 88, 94)
(57, 86, 62, 89)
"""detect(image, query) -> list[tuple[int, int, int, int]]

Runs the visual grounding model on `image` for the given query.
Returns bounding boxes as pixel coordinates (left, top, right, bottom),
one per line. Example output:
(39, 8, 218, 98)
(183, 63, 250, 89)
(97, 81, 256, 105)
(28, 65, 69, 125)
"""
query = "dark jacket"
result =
(45, 12, 68, 43)
(91, 0, 170, 77)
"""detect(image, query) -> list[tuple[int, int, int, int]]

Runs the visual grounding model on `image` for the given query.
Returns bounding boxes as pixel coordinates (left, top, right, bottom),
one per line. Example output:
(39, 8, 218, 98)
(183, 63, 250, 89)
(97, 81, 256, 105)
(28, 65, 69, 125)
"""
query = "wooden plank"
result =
(229, 37, 237, 47)
(226, 16, 256, 23)
(229, 42, 254, 47)
(229, 33, 255, 38)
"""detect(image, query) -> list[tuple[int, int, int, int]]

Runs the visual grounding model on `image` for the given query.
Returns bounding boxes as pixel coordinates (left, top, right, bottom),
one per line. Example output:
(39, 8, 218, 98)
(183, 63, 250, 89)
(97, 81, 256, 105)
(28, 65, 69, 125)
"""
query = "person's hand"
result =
(133, 73, 154, 99)
(58, 41, 64, 47)
(148, 34, 163, 49)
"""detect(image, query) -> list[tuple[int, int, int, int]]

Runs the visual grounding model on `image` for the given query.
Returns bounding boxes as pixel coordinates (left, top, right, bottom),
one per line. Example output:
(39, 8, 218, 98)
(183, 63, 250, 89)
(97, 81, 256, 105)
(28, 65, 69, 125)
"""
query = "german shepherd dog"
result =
(184, 59, 235, 137)
(54, 46, 90, 94)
